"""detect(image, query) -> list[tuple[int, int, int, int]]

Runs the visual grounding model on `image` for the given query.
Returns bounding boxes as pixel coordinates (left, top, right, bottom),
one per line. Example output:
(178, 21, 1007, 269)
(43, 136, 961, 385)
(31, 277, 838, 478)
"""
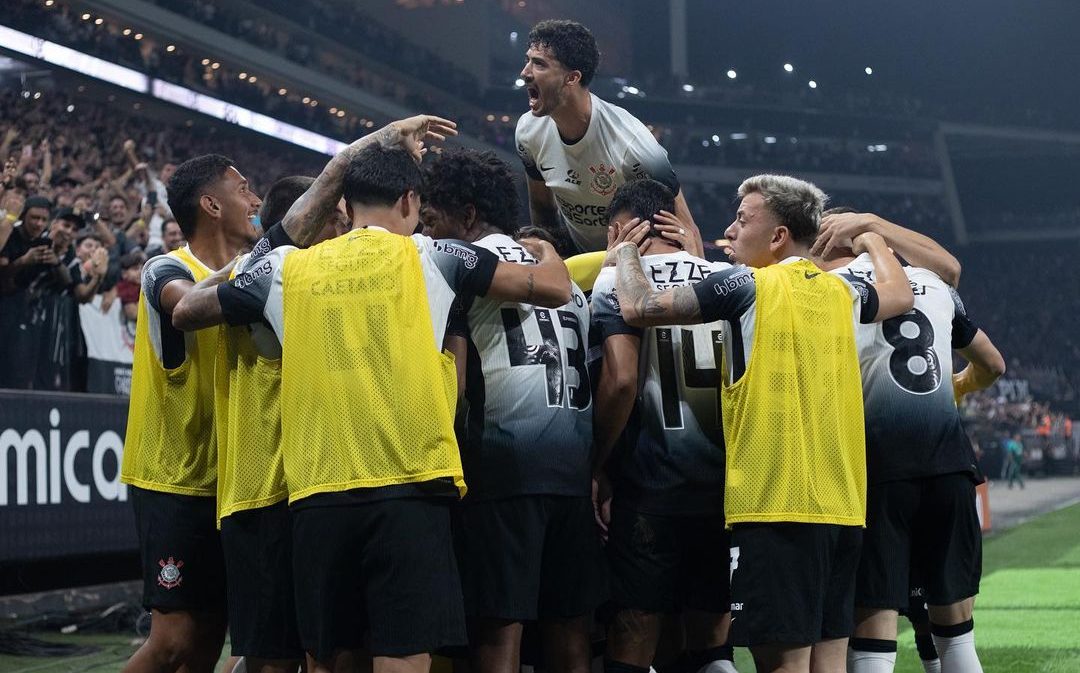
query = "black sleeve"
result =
(949, 286, 979, 349)
(445, 295, 472, 338)
(429, 239, 500, 298)
(141, 255, 194, 313)
(844, 276, 881, 324)
(625, 135, 680, 195)
(216, 253, 278, 326)
(515, 130, 543, 181)
(692, 266, 756, 323)
(248, 222, 297, 261)
(590, 276, 643, 341)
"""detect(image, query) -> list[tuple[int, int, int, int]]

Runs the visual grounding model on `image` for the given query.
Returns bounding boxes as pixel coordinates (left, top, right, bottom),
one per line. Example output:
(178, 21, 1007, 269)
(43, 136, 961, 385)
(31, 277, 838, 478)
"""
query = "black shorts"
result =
(607, 502, 730, 614)
(729, 523, 861, 647)
(856, 472, 982, 610)
(221, 501, 302, 659)
(452, 495, 607, 621)
(130, 486, 227, 612)
(292, 496, 466, 661)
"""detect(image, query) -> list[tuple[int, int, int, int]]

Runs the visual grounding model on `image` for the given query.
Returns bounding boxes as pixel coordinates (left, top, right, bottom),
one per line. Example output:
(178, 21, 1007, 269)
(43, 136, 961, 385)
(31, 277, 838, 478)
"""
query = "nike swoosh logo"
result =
(804, 271, 820, 279)
(540, 164, 555, 172)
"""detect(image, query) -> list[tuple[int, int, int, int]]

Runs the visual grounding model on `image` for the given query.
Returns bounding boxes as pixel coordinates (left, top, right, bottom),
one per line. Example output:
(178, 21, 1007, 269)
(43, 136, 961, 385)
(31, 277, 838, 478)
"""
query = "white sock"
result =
(696, 660, 740, 673)
(847, 647, 896, 673)
(932, 628, 983, 673)
(920, 657, 942, 673)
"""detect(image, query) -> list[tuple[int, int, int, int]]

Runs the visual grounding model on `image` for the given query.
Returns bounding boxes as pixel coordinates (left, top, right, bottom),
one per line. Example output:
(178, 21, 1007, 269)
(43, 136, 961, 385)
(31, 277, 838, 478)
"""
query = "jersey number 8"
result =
(882, 308, 941, 394)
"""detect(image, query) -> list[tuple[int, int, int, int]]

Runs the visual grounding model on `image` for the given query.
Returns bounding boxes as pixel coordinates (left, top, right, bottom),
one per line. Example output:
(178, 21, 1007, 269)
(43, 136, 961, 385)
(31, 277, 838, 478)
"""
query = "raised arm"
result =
(525, 177, 563, 243)
(282, 115, 457, 247)
(852, 231, 914, 322)
(485, 238, 571, 308)
(170, 260, 237, 330)
(953, 330, 1006, 402)
(815, 212, 962, 287)
(613, 242, 702, 327)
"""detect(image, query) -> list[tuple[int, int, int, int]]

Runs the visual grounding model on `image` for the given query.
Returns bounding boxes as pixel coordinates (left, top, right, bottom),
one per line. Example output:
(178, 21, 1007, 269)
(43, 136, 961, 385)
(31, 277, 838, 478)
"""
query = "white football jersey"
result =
(515, 93, 679, 252)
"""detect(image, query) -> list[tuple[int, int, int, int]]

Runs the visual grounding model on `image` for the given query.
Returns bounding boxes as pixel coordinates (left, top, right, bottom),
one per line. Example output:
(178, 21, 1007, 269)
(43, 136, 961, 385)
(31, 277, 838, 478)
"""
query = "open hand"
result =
(385, 115, 458, 162)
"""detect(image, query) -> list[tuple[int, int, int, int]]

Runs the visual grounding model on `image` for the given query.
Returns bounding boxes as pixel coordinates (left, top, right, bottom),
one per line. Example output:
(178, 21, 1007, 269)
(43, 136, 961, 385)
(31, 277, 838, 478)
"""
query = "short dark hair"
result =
(167, 154, 235, 238)
(606, 178, 675, 228)
(342, 144, 422, 208)
(528, 20, 601, 86)
(260, 175, 315, 228)
(513, 226, 558, 247)
(21, 196, 53, 219)
(422, 148, 519, 235)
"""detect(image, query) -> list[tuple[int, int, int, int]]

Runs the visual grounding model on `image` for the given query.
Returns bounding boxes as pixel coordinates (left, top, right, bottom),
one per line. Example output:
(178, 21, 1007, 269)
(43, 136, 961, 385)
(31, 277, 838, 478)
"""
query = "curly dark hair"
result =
(422, 148, 519, 234)
(528, 20, 601, 86)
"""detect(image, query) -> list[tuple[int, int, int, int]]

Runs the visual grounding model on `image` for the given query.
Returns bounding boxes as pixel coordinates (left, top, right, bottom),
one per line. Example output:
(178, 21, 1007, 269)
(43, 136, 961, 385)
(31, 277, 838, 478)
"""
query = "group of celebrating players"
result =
(116, 19, 1006, 673)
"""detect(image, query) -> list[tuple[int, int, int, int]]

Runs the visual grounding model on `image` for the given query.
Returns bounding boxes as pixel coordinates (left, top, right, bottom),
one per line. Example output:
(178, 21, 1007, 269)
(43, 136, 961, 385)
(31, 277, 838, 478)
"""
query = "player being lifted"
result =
(516, 20, 701, 254)
(592, 179, 738, 673)
(814, 210, 1005, 673)
(421, 148, 605, 673)
(610, 175, 915, 673)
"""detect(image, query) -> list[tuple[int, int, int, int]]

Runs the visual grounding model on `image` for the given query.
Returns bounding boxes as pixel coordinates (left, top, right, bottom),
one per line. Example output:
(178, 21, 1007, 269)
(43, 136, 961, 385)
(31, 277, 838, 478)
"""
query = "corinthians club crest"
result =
(157, 556, 184, 589)
(588, 163, 617, 197)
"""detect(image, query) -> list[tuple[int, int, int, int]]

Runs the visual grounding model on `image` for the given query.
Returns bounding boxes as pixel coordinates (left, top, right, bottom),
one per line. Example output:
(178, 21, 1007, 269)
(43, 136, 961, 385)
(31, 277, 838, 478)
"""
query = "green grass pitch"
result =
(2, 503, 1079, 672)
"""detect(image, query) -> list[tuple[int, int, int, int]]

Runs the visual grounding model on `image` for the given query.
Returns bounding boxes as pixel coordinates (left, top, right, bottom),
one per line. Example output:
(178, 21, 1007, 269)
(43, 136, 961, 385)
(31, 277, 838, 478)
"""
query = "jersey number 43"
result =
(502, 307, 591, 410)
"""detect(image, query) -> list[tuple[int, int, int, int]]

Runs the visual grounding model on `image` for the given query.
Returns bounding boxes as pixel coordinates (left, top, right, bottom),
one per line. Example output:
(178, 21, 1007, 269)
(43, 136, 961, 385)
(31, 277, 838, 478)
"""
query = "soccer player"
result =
(516, 20, 699, 254)
(212, 175, 349, 673)
(610, 175, 915, 673)
(591, 179, 737, 673)
(420, 147, 605, 673)
(119, 154, 262, 673)
(173, 140, 572, 673)
(815, 210, 1005, 673)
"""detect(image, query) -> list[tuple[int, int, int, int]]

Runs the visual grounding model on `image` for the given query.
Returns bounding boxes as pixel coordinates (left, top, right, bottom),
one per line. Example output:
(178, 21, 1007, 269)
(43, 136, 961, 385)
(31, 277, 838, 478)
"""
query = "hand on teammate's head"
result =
(813, 211, 876, 260)
(602, 217, 651, 266)
(385, 115, 458, 164)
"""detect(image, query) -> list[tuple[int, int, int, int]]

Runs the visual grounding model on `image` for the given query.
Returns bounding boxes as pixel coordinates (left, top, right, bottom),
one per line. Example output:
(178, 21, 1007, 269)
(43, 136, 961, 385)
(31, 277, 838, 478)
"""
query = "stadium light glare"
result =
(66, 104, 74, 112)
(302, 96, 310, 104)
(165, 45, 175, 52)
(33, 92, 41, 99)
(514, 78, 525, 88)
(764, 136, 777, 144)
(45, 0, 54, 6)
(366, 121, 375, 128)
(123, 29, 132, 36)
(682, 83, 694, 92)
(134, 33, 143, 40)
(808, 80, 818, 89)
(626, 85, 639, 95)
(211, 62, 220, 70)
(784, 63, 794, 73)
(730, 132, 748, 140)
(94, 18, 103, 26)
(726, 69, 737, 79)
(329, 107, 337, 114)
(700, 140, 709, 147)
(336, 110, 345, 118)
(248, 76, 257, 83)
(0, 25, 149, 93)
(278, 88, 287, 95)
(711, 134, 720, 142)
(81, 13, 91, 20)
(486, 114, 495, 121)
(238, 73, 247, 80)
(875, 144, 887, 151)
(865, 66, 873, 75)
(500, 115, 510, 122)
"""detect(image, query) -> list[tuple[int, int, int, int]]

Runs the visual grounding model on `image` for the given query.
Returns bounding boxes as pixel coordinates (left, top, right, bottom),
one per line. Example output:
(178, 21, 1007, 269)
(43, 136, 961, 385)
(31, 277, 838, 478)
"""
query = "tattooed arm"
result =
(613, 243, 703, 327)
(281, 115, 457, 246)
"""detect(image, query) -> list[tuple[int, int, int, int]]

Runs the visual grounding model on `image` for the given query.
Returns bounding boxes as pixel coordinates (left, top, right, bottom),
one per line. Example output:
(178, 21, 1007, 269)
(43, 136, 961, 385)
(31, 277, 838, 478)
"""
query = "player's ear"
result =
(462, 204, 478, 232)
(565, 69, 582, 87)
(199, 194, 220, 220)
(771, 225, 789, 249)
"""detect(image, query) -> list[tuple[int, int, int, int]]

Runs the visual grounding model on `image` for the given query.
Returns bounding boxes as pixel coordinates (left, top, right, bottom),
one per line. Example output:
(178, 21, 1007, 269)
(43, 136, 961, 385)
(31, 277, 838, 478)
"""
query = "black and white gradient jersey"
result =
(832, 255, 981, 484)
(515, 93, 680, 253)
(448, 233, 593, 500)
(591, 251, 731, 515)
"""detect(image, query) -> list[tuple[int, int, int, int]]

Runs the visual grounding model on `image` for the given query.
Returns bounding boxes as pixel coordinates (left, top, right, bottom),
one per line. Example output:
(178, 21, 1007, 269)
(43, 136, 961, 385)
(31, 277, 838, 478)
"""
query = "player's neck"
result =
(767, 242, 811, 266)
(348, 208, 410, 236)
(461, 223, 502, 243)
(815, 255, 856, 271)
(187, 229, 240, 271)
(644, 239, 683, 256)
(551, 89, 592, 143)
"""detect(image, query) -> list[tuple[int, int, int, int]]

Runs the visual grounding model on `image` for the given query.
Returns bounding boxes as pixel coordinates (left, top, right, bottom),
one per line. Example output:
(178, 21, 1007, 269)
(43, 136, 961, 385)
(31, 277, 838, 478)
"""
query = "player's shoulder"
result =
(515, 111, 549, 144)
(141, 251, 189, 288)
(592, 265, 617, 294)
